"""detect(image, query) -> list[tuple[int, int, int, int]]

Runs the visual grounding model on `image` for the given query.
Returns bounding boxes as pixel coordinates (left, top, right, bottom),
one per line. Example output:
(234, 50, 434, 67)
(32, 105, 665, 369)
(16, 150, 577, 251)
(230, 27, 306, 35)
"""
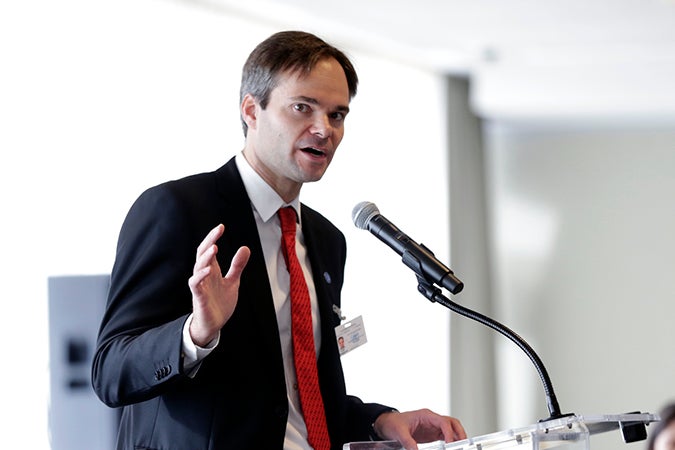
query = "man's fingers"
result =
(194, 243, 218, 274)
(441, 417, 467, 442)
(196, 224, 225, 259)
(451, 417, 467, 441)
(225, 246, 251, 279)
(189, 265, 211, 287)
(194, 224, 225, 273)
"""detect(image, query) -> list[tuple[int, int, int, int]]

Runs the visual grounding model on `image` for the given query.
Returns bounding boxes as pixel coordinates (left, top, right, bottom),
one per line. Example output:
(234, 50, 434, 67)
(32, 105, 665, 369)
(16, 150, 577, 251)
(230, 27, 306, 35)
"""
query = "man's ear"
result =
(241, 93, 258, 132)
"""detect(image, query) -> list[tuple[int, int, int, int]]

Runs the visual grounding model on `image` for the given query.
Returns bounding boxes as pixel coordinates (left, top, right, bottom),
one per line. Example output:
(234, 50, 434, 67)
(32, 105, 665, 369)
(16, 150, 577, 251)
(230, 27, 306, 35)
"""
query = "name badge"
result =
(335, 315, 367, 355)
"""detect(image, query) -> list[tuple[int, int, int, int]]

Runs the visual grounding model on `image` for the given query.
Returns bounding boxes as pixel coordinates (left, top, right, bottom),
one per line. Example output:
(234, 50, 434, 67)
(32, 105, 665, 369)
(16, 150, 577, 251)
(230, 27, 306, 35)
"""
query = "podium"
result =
(343, 413, 659, 450)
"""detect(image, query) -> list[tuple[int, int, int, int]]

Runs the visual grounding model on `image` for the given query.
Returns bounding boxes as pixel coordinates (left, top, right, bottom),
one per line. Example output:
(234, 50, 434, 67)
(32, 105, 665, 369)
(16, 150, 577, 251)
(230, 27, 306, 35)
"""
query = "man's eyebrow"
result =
(291, 96, 350, 113)
(291, 95, 319, 105)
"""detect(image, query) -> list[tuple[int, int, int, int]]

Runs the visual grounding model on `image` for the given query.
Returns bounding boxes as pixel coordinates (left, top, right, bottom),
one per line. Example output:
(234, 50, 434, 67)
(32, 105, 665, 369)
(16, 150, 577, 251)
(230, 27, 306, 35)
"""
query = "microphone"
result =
(353, 201, 570, 420)
(352, 201, 464, 294)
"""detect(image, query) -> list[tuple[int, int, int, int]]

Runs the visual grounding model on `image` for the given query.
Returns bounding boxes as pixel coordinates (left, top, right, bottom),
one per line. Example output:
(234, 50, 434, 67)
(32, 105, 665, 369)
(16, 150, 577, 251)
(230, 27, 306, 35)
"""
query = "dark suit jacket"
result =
(92, 157, 392, 449)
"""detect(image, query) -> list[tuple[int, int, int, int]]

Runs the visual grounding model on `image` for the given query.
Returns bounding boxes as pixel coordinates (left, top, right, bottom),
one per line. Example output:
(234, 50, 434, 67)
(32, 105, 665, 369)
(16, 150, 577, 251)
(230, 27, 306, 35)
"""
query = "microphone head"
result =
(352, 201, 380, 229)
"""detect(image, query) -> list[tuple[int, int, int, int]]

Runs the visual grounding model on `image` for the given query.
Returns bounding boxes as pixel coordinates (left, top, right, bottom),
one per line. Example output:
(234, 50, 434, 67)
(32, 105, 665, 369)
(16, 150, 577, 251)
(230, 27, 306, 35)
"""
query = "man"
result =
(92, 30, 466, 450)
(647, 403, 675, 450)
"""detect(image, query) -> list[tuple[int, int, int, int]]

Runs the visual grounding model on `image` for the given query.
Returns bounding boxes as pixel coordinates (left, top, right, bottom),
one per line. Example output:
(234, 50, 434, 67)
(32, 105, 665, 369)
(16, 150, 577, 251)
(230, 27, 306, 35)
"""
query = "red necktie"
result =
(278, 207, 331, 450)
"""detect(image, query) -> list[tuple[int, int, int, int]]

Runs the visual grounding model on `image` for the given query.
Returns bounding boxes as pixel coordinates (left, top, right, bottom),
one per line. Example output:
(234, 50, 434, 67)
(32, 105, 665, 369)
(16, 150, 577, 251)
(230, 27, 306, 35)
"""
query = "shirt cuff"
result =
(182, 313, 219, 377)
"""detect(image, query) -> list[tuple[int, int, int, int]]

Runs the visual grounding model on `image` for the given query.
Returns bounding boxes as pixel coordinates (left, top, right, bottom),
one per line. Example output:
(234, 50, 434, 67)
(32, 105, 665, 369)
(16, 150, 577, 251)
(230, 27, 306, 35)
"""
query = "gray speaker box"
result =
(48, 274, 119, 450)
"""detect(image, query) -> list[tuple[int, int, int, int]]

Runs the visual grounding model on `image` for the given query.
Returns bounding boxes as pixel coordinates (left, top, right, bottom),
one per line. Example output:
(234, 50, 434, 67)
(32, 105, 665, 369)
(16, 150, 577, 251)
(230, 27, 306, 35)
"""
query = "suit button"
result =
(154, 365, 172, 380)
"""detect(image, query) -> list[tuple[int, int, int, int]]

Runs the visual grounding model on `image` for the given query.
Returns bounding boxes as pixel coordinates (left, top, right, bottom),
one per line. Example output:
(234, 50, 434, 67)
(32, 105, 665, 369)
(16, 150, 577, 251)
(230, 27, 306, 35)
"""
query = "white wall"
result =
(483, 122, 675, 448)
(0, 0, 452, 447)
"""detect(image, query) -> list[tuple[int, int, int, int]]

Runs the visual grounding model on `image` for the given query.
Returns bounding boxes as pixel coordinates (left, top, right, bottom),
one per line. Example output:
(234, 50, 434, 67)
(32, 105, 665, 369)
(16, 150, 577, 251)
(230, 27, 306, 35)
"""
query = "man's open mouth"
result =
(301, 147, 325, 156)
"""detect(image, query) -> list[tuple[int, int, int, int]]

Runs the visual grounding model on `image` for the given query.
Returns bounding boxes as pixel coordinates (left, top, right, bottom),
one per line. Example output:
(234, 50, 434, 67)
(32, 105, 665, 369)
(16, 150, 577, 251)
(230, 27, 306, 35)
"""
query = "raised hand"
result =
(188, 224, 251, 346)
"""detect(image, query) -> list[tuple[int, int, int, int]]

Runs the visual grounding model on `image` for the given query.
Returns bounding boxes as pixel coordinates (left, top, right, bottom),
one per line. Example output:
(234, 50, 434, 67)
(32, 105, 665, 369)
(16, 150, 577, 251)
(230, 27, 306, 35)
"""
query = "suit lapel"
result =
(301, 208, 342, 333)
(213, 159, 286, 365)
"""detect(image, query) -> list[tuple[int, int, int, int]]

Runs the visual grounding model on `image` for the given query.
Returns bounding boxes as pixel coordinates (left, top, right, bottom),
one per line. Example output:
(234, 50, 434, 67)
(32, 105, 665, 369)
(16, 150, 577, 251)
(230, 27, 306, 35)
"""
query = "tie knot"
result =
(278, 206, 297, 237)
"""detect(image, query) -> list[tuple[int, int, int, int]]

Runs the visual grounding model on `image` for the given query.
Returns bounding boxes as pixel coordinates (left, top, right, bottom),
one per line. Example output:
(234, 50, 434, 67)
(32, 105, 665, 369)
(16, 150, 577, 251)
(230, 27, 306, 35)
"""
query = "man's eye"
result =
(331, 112, 345, 121)
(293, 104, 309, 112)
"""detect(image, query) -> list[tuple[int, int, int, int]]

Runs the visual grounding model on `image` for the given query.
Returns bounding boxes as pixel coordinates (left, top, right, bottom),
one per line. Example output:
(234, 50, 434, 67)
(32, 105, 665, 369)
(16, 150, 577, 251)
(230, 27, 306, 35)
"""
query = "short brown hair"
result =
(239, 30, 358, 136)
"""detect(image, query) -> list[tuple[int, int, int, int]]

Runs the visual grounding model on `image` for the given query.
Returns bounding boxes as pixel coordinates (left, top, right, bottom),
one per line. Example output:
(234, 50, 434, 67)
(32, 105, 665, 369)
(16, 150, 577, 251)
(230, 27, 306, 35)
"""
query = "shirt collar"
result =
(235, 152, 301, 223)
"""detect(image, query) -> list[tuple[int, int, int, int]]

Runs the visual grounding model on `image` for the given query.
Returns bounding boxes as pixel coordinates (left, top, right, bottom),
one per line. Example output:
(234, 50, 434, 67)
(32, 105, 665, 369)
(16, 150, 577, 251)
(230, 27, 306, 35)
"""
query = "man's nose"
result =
(310, 115, 332, 138)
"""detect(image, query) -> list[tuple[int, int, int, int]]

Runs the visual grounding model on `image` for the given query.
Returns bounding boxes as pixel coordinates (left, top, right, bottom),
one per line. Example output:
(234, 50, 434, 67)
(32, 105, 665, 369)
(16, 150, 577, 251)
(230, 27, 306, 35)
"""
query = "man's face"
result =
(242, 57, 351, 200)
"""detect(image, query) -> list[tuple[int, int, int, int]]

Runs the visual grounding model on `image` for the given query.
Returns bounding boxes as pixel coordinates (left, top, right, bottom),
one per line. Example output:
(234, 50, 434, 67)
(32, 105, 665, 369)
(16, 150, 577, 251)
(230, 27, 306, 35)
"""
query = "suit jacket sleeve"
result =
(91, 180, 201, 407)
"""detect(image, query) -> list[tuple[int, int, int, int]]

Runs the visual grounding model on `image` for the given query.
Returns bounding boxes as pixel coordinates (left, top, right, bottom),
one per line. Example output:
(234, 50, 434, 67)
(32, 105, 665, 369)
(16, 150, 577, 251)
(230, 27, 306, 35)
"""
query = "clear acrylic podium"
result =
(343, 413, 659, 450)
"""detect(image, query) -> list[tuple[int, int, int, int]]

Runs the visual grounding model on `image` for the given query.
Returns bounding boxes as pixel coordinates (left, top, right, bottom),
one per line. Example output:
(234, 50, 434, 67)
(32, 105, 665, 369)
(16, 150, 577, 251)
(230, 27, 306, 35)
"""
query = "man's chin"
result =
(300, 172, 326, 184)
(297, 162, 330, 183)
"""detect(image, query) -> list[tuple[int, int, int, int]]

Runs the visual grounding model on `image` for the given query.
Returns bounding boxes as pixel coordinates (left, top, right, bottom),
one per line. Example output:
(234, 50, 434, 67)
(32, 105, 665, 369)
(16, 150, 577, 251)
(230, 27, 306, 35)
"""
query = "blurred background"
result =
(1, 0, 674, 448)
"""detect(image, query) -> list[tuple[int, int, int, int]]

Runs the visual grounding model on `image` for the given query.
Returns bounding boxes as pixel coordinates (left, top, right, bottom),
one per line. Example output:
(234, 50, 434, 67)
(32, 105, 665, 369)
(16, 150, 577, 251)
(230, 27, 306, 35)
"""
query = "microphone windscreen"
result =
(352, 201, 380, 229)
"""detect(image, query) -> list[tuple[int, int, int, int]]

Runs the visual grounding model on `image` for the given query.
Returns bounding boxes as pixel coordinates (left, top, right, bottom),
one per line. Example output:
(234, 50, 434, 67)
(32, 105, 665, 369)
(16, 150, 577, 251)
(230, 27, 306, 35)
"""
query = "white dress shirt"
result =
(182, 152, 322, 449)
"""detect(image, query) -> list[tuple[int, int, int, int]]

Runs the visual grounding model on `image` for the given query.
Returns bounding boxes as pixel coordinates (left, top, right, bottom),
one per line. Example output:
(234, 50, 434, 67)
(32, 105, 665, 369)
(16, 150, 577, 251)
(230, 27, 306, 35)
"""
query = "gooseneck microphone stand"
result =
(414, 274, 571, 421)
(351, 202, 657, 448)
